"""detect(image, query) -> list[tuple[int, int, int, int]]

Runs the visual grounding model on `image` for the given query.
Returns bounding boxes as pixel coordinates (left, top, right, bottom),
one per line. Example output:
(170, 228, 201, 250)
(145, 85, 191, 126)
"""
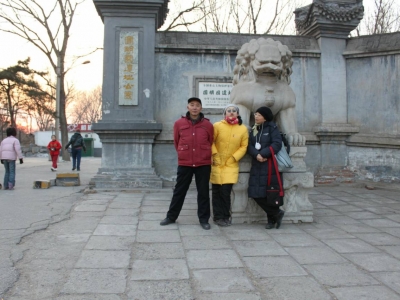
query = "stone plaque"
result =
(198, 82, 233, 108)
(119, 30, 139, 105)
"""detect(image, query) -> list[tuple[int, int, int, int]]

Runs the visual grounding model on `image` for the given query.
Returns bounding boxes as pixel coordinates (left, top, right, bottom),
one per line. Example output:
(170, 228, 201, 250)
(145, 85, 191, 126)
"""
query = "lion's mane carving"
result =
(233, 38, 293, 85)
(231, 38, 306, 146)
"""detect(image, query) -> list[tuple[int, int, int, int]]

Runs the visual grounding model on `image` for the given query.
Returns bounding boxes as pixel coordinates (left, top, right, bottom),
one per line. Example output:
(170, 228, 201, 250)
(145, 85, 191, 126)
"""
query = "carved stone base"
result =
(91, 122, 163, 189)
(230, 148, 314, 223)
(92, 168, 162, 189)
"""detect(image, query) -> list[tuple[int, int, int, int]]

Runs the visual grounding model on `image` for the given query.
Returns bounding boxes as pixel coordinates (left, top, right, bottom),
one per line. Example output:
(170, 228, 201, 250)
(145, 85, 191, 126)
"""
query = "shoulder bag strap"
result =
(269, 146, 284, 197)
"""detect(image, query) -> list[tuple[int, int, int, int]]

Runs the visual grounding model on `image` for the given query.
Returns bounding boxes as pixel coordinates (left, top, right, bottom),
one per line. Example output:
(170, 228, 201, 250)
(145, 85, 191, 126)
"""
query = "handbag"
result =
(276, 141, 293, 172)
(265, 146, 284, 207)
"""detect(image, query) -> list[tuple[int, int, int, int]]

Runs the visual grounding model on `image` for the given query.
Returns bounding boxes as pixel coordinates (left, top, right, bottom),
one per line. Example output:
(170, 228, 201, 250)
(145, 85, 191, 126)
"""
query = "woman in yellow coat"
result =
(211, 104, 249, 226)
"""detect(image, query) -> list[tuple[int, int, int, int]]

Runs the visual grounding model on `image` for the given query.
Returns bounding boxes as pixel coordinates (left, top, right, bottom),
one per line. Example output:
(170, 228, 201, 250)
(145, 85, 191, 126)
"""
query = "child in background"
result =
(0, 127, 24, 190)
(47, 135, 61, 171)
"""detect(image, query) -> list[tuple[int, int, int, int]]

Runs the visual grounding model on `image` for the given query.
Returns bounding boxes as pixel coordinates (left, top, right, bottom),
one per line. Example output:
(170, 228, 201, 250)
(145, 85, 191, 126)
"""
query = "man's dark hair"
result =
(6, 127, 16, 137)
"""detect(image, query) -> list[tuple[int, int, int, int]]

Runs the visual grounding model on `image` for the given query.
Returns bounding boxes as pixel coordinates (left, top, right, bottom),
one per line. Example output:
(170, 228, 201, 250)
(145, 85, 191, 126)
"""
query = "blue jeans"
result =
(3, 160, 16, 188)
(71, 148, 82, 169)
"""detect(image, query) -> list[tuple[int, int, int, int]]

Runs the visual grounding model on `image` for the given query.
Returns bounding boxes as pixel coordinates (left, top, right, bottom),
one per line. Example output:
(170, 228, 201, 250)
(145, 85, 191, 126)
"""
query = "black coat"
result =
(66, 133, 86, 151)
(247, 121, 282, 199)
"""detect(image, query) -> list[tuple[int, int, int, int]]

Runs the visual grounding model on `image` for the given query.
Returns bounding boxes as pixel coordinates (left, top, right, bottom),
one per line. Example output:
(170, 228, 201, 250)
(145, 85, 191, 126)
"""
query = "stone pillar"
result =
(295, 0, 363, 166)
(91, 0, 169, 188)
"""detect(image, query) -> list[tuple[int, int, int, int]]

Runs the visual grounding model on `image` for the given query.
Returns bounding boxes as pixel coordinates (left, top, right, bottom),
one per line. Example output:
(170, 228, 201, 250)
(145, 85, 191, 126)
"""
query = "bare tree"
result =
(70, 86, 102, 124)
(355, 0, 400, 36)
(162, 0, 306, 35)
(163, 0, 209, 31)
(0, 0, 87, 160)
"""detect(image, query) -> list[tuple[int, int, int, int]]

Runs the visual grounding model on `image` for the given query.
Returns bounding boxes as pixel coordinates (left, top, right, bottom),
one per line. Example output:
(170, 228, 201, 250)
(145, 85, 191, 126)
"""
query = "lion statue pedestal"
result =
(231, 149, 314, 224)
(228, 37, 314, 224)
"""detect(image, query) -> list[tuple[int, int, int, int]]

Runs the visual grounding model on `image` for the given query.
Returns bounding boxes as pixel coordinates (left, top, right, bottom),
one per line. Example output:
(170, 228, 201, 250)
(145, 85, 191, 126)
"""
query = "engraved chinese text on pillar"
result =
(119, 31, 139, 105)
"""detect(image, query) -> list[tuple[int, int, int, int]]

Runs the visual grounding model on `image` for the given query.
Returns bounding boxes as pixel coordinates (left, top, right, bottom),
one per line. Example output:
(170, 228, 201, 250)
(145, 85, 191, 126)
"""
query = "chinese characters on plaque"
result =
(198, 82, 233, 108)
(119, 31, 139, 105)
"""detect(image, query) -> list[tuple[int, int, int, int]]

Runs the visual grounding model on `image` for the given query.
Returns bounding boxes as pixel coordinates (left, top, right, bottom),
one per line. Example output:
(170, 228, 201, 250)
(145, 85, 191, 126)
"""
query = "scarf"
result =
(225, 116, 239, 125)
(252, 123, 262, 136)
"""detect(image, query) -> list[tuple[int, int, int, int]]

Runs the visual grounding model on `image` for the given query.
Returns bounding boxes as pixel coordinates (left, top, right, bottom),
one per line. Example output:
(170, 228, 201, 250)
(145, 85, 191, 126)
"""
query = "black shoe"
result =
(224, 218, 232, 226)
(276, 210, 285, 229)
(200, 223, 211, 230)
(265, 223, 275, 229)
(72, 167, 76, 171)
(77, 168, 80, 171)
(214, 219, 228, 227)
(160, 218, 175, 226)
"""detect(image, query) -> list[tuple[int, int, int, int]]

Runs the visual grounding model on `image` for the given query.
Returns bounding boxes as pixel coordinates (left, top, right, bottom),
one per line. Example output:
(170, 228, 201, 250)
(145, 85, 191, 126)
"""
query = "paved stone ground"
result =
(2, 158, 400, 299)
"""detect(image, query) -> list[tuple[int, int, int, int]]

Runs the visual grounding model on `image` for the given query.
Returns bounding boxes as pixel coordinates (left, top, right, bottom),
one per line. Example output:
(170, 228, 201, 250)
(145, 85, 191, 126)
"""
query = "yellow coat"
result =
(210, 120, 249, 184)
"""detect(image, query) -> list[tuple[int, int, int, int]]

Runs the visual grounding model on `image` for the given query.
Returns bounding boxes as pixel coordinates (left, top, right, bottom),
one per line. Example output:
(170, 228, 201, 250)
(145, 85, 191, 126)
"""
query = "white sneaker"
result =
(51, 167, 55, 171)
(53, 168, 57, 171)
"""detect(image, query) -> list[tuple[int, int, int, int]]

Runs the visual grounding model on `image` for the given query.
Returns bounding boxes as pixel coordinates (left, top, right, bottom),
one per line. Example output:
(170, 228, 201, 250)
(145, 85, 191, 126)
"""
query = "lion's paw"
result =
(286, 132, 306, 146)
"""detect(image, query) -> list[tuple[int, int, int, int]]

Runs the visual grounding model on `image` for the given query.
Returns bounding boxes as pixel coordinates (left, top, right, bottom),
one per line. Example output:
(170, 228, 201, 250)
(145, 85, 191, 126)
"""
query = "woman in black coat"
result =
(247, 106, 285, 229)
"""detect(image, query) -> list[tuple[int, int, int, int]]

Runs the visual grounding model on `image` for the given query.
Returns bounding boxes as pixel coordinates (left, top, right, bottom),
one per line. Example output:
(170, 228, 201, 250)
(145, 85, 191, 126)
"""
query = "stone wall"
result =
(153, 31, 400, 183)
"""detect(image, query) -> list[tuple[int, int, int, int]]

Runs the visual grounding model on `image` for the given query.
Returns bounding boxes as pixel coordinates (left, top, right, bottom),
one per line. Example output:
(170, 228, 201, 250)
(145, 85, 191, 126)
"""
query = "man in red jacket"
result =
(160, 97, 214, 230)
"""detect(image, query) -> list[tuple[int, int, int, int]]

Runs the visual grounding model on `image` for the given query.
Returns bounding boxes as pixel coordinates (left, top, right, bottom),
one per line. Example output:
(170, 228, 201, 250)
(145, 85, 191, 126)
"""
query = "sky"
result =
(0, 0, 377, 93)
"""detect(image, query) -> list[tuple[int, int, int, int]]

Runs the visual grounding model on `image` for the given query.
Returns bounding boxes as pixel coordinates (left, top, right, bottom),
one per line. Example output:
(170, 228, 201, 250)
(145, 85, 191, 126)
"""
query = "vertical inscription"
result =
(119, 31, 139, 105)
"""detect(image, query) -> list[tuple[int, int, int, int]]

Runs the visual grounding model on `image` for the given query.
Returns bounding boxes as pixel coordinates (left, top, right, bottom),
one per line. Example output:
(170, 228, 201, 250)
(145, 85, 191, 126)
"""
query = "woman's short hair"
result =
(6, 127, 17, 137)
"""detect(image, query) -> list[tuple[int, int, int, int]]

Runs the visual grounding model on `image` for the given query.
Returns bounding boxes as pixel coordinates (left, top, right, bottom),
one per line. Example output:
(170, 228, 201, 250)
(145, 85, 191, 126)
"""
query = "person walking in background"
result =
(65, 129, 86, 171)
(47, 135, 62, 171)
(160, 97, 214, 230)
(0, 127, 24, 190)
(247, 107, 285, 229)
(211, 104, 248, 226)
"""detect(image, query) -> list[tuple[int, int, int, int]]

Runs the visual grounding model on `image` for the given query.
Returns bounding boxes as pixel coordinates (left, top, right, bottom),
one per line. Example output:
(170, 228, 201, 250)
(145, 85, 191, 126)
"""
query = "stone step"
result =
(93, 179, 163, 189)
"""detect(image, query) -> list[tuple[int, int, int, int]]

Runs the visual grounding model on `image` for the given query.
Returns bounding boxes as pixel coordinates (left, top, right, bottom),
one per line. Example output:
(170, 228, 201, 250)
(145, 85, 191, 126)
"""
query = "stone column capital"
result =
(295, 0, 364, 39)
(93, 0, 170, 29)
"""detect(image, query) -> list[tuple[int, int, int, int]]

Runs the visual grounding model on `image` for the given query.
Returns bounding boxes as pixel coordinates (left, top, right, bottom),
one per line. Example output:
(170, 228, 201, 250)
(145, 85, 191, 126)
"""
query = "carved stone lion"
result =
(231, 38, 306, 146)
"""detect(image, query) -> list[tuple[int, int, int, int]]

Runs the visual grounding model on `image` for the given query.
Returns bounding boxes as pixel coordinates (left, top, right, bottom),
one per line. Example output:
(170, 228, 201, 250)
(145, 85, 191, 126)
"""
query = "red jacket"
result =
(47, 140, 62, 156)
(174, 113, 213, 167)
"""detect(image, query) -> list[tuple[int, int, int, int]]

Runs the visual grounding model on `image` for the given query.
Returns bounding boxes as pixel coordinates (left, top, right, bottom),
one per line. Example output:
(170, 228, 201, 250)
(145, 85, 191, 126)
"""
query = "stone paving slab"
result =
(61, 269, 127, 294)
(271, 233, 325, 247)
(323, 238, 381, 253)
(182, 235, 231, 250)
(243, 256, 307, 278)
(192, 269, 255, 293)
(285, 246, 347, 265)
(75, 250, 131, 268)
(329, 285, 400, 300)
(130, 259, 189, 280)
(196, 293, 262, 300)
(85, 236, 134, 250)
(100, 215, 138, 225)
(132, 243, 185, 260)
(304, 263, 378, 287)
(74, 204, 107, 212)
(136, 229, 181, 243)
(344, 252, 400, 272)
(353, 232, 400, 245)
(187, 249, 243, 269)
(371, 272, 400, 294)
(233, 240, 287, 256)
(93, 224, 137, 236)
(4, 182, 400, 299)
(378, 245, 400, 259)
(105, 208, 139, 216)
(127, 280, 193, 300)
(57, 295, 122, 300)
(259, 276, 333, 300)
